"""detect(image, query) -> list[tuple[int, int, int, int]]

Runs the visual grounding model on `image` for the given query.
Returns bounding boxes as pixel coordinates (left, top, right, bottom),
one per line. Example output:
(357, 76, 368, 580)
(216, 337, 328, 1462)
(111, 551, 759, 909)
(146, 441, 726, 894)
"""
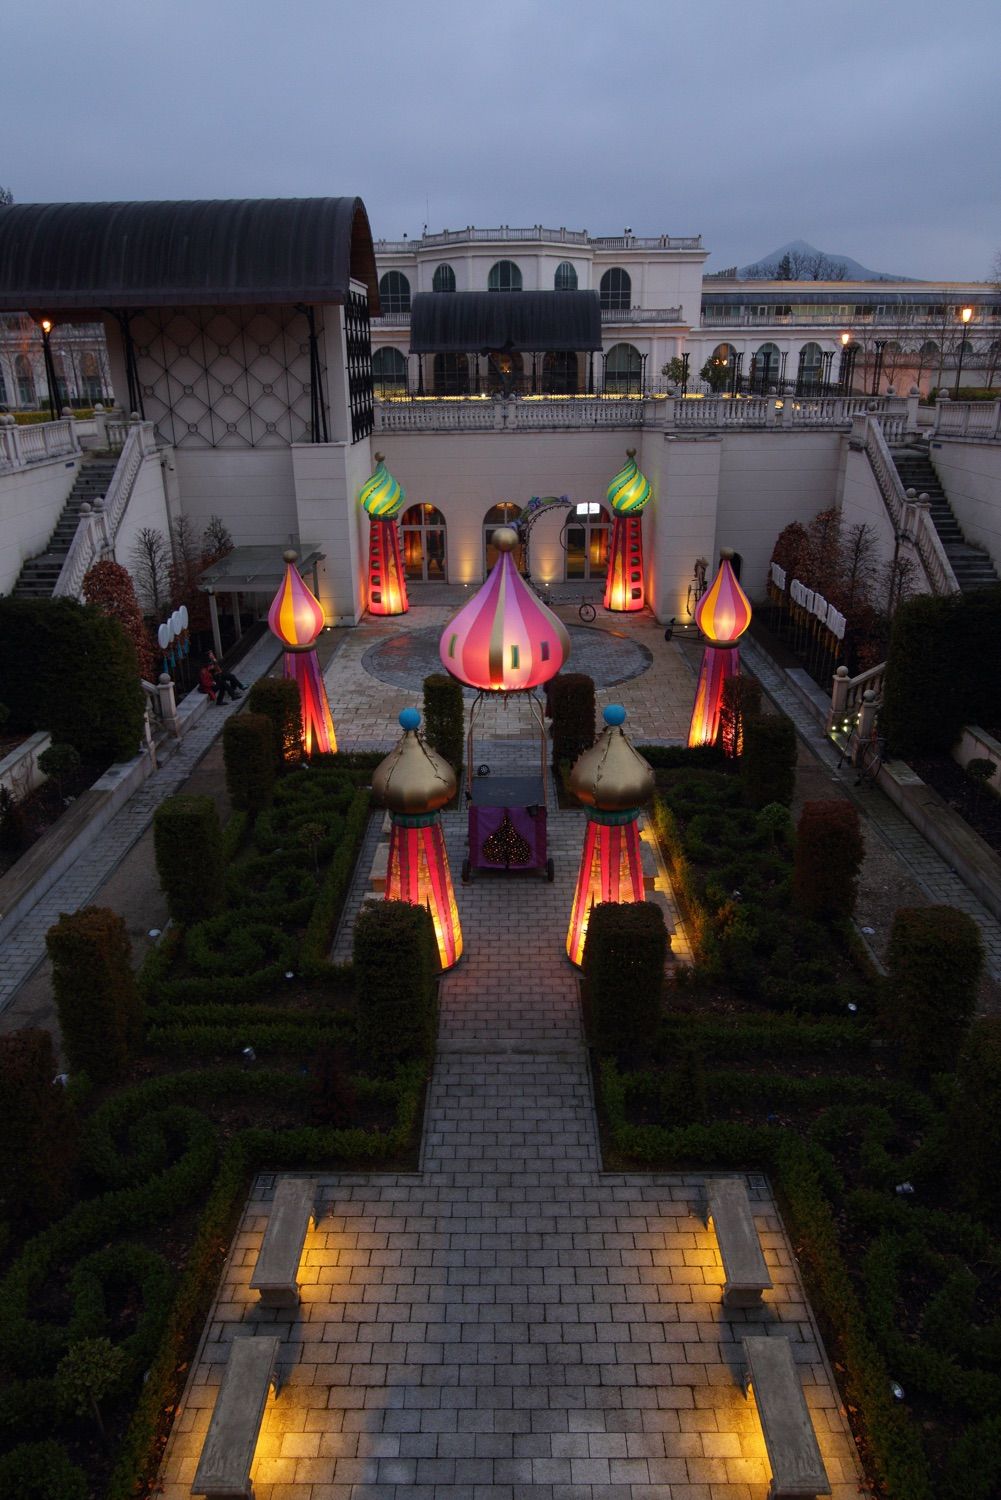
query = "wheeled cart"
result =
(462, 773, 553, 882)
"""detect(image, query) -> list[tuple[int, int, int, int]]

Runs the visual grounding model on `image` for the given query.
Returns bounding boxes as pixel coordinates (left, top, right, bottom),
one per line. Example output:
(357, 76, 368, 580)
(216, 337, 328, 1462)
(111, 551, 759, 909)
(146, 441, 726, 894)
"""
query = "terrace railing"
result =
(53, 420, 158, 600)
(0, 416, 80, 470)
(857, 413, 958, 597)
(930, 398, 1001, 441)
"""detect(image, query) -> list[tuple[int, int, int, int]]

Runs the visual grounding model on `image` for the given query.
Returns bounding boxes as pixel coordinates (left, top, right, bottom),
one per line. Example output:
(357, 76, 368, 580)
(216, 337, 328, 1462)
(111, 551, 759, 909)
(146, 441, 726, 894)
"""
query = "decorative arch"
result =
(487, 259, 522, 292)
(401, 503, 447, 582)
(372, 347, 408, 396)
(554, 261, 578, 292)
(603, 343, 642, 394)
(797, 341, 824, 392)
(599, 267, 631, 311)
(704, 343, 734, 391)
(751, 342, 781, 390)
(378, 270, 411, 314)
(432, 263, 456, 293)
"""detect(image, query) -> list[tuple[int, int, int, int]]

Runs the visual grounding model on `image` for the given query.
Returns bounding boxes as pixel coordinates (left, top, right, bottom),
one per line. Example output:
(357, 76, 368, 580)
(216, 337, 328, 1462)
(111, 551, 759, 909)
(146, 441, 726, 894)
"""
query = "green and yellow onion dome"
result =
(371, 709, 456, 814)
(359, 453, 405, 518)
(569, 705, 654, 812)
(606, 449, 651, 515)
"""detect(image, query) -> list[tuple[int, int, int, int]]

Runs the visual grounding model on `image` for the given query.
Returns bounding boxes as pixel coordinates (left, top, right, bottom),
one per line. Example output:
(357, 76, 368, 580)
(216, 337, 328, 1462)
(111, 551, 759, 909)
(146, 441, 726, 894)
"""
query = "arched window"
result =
(372, 347, 408, 397)
(432, 263, 456, 293)
(603, 343, 642, 394)
(488, 260, 522, 292)
(542, 351, 578, 394)
(797, 342, 824, 393)
(704, 343, 734, 392)
(751, 342, 781, 391)
(81, 350, 104, 402)
(15, 353, 35, 406)
(433, 353, 469, 395)
(401, 503, 447, 582)
(554, 261, 578, 292)
(919, 340, 939, 356)
(378, 271, 411, 314)
(599, 267, 631, 311)
(564, 502, 611, 581)
(483, 503, 524, 573)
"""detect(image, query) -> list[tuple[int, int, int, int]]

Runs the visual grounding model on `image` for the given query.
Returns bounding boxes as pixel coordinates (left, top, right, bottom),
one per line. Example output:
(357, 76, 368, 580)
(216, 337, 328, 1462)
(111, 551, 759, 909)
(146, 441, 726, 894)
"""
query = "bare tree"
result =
(202, 514, 233, 560)
(130, 527, 169, 616)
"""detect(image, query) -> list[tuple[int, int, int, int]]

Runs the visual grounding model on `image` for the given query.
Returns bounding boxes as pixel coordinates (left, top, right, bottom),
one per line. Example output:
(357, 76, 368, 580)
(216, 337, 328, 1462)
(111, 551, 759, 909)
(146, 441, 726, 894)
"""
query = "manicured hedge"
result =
(45, 907, 142, 1086)
(949, 1018, 1001, 1225)
(882, 587, 1001, 756)
(0, 1029, 77, 1230)
(548, 673, 595, 768)
(740, 711, 797, 807)
(247, 675, 302, 764)
(881, 906, 984, 1074)
(583, 902, 668, 1057)
(222, 712, 275, 812)
(153, 794, 225, 925)
(422, 674, 464, 781)
(354, 901, 437, 1074)
(793, 800, 864, 920)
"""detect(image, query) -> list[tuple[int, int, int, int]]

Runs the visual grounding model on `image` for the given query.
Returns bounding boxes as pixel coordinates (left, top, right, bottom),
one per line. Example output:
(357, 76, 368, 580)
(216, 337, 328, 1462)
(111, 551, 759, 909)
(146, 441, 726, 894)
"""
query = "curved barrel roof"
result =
(0, 196, 379, 311)
(410, 290, 602, 353)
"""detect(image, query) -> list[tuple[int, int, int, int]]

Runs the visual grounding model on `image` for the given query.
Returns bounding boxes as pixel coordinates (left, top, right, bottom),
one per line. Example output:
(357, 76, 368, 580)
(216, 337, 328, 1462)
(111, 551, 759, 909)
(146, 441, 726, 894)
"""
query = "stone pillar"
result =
(857, 688, 879, 751)
(829, 664, 850, 734)
(157, 672, 181, 737)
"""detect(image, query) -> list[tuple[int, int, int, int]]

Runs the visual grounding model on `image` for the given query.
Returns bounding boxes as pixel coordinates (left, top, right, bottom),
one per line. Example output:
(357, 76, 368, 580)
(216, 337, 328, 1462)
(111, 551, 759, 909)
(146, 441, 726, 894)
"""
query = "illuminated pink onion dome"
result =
(268, 550, 325, 649)
(440, 527, 570, 691)
(694, 551, 752, 644)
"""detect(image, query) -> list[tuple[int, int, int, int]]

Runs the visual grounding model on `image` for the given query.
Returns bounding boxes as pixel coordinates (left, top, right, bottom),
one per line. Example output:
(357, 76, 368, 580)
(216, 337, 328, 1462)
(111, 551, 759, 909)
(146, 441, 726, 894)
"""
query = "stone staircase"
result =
(12, 454, 120, 598)
(891, 442, 1001, 592)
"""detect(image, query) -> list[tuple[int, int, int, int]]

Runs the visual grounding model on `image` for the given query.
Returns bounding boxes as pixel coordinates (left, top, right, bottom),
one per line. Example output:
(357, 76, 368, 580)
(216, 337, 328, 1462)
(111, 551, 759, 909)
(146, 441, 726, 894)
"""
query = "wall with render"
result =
(113, 453, 172, 581)
(928, 436, 1001, 569)
(0, 452, 81, 595)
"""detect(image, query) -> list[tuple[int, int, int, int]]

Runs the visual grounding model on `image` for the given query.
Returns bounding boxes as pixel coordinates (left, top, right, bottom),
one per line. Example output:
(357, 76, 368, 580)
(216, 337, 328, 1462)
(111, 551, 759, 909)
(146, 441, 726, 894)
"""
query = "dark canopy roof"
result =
(0, 197, 379, 312)
(410, 291, 602, 353)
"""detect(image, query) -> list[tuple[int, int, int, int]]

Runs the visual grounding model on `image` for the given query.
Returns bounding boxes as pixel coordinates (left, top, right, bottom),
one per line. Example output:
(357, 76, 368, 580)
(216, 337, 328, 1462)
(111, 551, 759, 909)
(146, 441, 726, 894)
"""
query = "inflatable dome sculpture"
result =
(603, 450, 652, 613)
(359, 453, 408, 616)
(686, 551, 752, 748)
(267, 550, 337, 754)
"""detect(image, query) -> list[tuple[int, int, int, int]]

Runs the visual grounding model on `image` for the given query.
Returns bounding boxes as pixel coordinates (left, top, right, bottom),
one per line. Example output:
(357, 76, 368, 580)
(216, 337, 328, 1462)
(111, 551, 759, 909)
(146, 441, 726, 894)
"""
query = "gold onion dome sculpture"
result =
(569, 704, 655, 812)
(371, 708, 456, 815)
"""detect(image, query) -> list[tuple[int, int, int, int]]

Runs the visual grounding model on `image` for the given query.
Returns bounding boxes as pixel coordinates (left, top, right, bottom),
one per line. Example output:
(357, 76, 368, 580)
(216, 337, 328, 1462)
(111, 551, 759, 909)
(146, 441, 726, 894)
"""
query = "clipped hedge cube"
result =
(354, 900, 437, 1074)
(247, 675, 303, 765)
(793, 800, 864, 921)
(582, 901, 668, 1057)
(949, 1018, 1001, 1224)
(222, 712, 276, 813)
(740, 712, 797, 807)
(46, 907, 142, 1086)
(423, 674, 464, 781)
(549, 673, 596, 769)
(153, 794, 224, 925)
(881, 905, 984, 1074)
(0, 1028, 77, 1225)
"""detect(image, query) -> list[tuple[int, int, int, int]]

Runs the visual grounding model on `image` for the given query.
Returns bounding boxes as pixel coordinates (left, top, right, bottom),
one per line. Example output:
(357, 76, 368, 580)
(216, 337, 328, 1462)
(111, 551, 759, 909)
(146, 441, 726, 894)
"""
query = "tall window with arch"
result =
(432, 263, 456, 293)
(554, 261, 578, 292)
(705, 343, 734, 392)
(599, 267, 631, 311)
(81, 350, 104, 403)
(796, 342, 824, 394)
(379, 271, 411, 315)
(564, 502, 611, 581)
(372, 347, 408, 397)
(603, 343, 642, 394)
(401, 503, 447, 582)
(483, 503, 524, 574)
(751, 342, 781, 392)
(487, 260, 522, 292)
(15, 353, 35, 406)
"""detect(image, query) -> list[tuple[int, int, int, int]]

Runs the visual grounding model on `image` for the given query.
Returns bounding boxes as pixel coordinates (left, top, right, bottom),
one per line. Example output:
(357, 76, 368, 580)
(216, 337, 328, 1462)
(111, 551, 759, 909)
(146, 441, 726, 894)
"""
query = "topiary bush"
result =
(881, 906, 984, 1074)
(583, 901, 669, 1058)
(0, 1029, 77, 1228)
(882, 587, 1001, 756)
(793, 800, 864, 921)
(422, 674, 464, 779)
(0, 597, 144, 764)
(719, 674, 762, 758)
(153, 795, 224, 925)
(247, 676, 302, 764)
(45, 908, 142, 1086)
(354, 901, 436, 1074)
(0, 1442, 88, 1500)
(82, 558, 156, 680)
(740, 711, 797, 807)
(549, 673, 596, 769)
(948, 1018, 1001, 1225)
(222, 713, 275, 813)
(37, 742, 81, 798)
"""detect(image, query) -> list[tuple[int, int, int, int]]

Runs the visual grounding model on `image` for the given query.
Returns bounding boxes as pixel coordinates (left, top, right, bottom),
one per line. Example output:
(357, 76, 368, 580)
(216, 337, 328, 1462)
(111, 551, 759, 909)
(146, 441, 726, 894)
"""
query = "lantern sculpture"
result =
(359, 452, 408, 616)
(603, 449, 652, 612)
(372, 708, 462, 969)
(686, 550, 752, 748)
(267, 550, 337, 755)
(566, 705, 655, 966)
(441, 526, 570, 694)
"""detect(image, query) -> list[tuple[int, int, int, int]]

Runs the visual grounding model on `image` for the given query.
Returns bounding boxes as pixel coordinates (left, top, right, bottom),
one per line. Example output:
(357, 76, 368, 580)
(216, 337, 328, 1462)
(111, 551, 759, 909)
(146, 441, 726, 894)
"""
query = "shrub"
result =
(37, 742, 81, 797)
(719, 675, 762, 758)
(153, 795, 224, 925)
(82, 558, 156, 680)
(881, 906, 984, 1074)
(222, 713, 275, 813)
(354, 901, 436, 1074)
(422, 673, 464, 777)
(45, 907, 142, 1086)
(549, 673, 595, 768)
(583, 902, 668, 1058)
(740, 712, 797, 807)
(636, 743, 726, 771)
(0, 597, 144, 763)
(0, 786, 29, 856)
(949, 1019, 1001, 1225)
(793, 800, 864, 920)
(309, 1044, 359, 1126)
(0, 1442, 88, 1500)
(0, 1029, 77, 1226)
(247, 676, 302, 764)
(882, 587, 1001, 756)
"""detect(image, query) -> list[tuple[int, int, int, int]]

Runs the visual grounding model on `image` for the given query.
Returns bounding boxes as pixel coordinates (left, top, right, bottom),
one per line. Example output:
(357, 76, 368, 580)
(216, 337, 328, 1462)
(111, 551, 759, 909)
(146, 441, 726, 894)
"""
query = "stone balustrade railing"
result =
(829, 663, 885, 742)
(858, 413, 958, 597)
(0, 415, 80, 470)
(53, 420, 158, 600)
(930, 398, 1001, 441)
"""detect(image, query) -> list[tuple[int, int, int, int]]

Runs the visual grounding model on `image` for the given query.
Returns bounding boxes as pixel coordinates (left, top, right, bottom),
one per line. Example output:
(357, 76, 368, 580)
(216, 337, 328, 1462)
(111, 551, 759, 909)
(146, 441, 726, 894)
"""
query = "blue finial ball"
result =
(399, 708, 421, 731)
(603, 705, 627, 727)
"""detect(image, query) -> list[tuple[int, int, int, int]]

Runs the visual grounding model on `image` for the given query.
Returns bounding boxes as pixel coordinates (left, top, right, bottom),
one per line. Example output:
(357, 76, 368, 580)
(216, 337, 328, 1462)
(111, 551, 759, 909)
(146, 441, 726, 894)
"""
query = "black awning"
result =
(410, 290, 602, 353)
(0, 197, 379, 311)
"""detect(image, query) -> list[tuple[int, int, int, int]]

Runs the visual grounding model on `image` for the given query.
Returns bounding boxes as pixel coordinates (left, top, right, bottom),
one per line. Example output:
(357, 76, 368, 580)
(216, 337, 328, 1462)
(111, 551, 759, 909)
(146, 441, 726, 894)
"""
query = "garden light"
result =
(267, 550, 337, 754)
(566, 705, 654, 967)
(603, 450, 652, 613)
(360, 452, 408, 616)
(687, 551, 752, 748)
(372, 709, 462, 970)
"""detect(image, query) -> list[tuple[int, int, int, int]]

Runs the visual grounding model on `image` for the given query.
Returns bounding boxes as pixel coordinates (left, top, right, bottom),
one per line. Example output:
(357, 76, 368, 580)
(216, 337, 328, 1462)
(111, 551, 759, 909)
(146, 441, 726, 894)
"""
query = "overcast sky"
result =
(5, 0, 999, 280)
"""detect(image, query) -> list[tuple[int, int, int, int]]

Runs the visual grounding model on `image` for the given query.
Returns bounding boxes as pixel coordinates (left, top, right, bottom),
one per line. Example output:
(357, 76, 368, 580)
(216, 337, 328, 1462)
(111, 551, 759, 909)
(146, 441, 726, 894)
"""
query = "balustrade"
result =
(0, 417, 79, 469)
(53, 422, 158, 600)
(932, 399, 1001, 441)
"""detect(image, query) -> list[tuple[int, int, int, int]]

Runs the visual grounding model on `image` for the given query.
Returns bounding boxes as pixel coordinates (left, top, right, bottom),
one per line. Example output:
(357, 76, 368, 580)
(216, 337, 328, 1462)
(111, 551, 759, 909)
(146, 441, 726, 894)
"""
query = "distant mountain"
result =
(737, 239, 910, 282)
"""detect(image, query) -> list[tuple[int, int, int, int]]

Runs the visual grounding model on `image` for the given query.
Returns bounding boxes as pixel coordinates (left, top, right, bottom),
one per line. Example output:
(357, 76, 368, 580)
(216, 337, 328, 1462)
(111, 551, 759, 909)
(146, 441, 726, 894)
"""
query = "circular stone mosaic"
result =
(361, 624, 652, 694)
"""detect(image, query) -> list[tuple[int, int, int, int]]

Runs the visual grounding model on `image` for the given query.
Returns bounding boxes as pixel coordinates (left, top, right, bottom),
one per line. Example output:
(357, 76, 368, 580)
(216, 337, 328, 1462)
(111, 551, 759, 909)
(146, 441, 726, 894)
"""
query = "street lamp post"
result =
(39, 319, 59, 418)
(838, 332, 852, 395)
(954, 306, 974, 397)
(872, 340, 887, 396)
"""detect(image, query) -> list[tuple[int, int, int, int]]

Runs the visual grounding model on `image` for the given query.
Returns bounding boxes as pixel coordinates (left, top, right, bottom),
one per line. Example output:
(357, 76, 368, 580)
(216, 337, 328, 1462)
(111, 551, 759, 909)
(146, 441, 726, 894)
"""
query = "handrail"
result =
(53, 421, 158, 600)
(373, 227, 701, 251)
(0, 416, 79, 471)
(861, 415, 958, 596)
(931, 399, 1001, 441)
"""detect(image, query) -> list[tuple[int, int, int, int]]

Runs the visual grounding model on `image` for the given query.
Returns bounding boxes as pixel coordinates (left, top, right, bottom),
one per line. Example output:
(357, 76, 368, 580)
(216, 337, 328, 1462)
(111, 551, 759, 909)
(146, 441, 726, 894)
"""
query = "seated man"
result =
(203, 652, 245, 705)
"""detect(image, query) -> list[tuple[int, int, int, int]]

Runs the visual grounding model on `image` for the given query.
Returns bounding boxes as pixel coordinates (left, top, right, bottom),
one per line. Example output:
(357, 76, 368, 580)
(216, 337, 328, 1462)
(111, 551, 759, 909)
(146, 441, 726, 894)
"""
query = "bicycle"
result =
(523, 572, 597, 623)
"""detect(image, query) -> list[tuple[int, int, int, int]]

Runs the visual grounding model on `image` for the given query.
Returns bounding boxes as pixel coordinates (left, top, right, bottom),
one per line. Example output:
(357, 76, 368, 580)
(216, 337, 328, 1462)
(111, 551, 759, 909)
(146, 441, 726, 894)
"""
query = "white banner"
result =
(771, 562, 787, 590)
(813, 592, 828, 622)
